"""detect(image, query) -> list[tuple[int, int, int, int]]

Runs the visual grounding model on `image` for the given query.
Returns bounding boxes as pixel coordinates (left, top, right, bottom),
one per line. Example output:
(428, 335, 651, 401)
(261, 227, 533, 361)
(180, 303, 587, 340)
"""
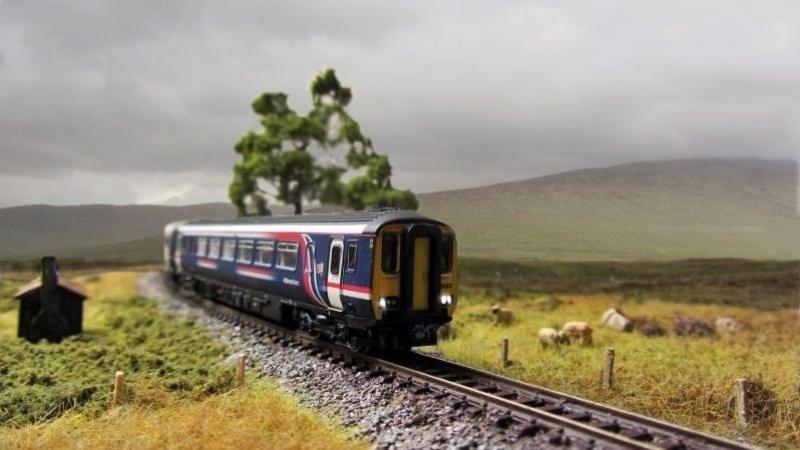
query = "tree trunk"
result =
(293, 183, 303, 215)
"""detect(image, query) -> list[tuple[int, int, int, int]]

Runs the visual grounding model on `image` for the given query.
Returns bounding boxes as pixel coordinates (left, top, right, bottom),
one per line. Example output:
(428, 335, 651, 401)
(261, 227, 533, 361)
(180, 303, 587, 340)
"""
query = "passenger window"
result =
(276, 242, 299, 270)
(441, 235, 453, 273)
(254, 241, 274, 266)
(221, 239, 236, 261)
(196, 237, 207, 256)
(381, 234, 399, 273)
(208, 238, 221, 259)
(330, 246, 342, 276)
(237, 240, 254, 263)
(345, 243, 357, 272)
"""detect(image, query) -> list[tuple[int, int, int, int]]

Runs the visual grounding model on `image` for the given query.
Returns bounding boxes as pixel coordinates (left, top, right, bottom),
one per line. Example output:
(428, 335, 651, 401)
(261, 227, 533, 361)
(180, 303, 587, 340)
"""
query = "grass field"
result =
(0, 272, 364, 449)
(433, 288, 799, 449)
(6, 379, 364, 450)
(460, 257, 798, 310)
(0, 260, 795, 448)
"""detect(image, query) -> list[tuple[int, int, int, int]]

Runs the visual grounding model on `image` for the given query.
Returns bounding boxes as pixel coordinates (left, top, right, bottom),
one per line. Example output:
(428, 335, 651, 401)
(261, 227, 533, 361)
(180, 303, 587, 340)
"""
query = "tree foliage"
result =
(229, 69, 418, 215)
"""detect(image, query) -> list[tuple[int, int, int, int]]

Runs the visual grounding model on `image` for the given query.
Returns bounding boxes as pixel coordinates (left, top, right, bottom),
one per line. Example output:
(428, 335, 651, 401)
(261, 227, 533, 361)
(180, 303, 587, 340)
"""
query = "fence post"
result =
(112, 371, 126, 406)
(602, 347, 615, 390)
(236, 353, 247, 386)
(501, 338, 510, 367)
(734, 378, 749, 426)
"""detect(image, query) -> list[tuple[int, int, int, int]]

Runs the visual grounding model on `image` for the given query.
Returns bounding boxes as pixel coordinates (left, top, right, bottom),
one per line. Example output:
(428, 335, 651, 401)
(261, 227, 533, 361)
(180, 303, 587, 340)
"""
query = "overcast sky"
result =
(0, 1, 798, 207)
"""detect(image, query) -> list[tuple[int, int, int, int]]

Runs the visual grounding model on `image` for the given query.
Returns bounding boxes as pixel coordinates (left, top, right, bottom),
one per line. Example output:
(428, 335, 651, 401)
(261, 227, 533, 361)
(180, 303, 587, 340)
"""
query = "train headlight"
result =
(439, 293, 453, 306)
(379, 296, 398, 310)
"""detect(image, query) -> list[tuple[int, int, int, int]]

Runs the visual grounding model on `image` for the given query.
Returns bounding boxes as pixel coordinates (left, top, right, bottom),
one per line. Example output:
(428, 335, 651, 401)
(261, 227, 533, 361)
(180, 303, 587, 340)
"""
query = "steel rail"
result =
(170, 284, 758, 450)
(393, 351, 755, 450)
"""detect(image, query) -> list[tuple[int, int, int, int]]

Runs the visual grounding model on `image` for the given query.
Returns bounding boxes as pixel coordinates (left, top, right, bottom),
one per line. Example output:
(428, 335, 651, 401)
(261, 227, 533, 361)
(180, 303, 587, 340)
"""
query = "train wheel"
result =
(346, 330, 369, 353)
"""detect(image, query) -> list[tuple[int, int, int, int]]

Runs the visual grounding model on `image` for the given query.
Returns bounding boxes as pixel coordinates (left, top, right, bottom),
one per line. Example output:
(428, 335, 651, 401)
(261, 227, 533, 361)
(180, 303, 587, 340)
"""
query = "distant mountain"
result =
(418, 158, 799, 260)
(0, 203, 236, 259)
(1, 159, 797, 262)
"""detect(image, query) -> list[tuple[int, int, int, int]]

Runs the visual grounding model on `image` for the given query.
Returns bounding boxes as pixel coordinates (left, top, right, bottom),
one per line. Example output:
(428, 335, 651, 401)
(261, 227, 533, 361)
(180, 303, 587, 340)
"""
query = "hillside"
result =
(1, 159, 797, 262)
(0, 203, 236, 259)
(418, 159, 799, 260)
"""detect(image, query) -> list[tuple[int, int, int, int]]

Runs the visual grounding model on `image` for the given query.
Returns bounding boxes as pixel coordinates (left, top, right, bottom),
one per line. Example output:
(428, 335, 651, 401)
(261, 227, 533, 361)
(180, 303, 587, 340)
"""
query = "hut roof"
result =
(14, 277, 88, 300)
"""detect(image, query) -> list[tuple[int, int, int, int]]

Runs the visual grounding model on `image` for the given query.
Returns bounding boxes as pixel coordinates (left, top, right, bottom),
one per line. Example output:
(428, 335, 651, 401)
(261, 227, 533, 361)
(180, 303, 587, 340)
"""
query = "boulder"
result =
(638, 321, 666, 337)
(715, 317, 744, 333)
(674, 316, 715, 337)
(601, 308, 633, 332)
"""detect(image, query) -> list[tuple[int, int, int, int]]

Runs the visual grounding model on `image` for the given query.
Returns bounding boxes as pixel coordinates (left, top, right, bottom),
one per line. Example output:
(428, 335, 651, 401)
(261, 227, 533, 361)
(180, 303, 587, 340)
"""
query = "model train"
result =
(164, 209, 457, 352)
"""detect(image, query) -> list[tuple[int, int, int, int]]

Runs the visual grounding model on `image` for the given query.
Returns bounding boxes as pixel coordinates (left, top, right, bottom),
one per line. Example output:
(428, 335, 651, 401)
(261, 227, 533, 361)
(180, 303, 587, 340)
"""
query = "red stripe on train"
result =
(325, 282, 371, 294)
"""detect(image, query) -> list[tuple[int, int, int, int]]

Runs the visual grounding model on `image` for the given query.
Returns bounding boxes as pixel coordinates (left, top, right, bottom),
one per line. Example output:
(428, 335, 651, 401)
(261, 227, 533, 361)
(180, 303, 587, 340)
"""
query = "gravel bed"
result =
(139, 272, 562, 450)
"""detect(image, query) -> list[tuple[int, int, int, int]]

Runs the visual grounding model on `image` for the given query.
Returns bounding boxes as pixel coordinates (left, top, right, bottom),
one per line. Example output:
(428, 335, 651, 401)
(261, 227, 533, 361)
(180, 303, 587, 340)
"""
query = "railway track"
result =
(174, 285, 756, 450)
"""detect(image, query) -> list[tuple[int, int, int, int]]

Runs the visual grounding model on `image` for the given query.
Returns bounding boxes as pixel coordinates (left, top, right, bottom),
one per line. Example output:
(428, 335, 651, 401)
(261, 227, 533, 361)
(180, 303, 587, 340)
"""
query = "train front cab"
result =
(371, 222, 457, 347)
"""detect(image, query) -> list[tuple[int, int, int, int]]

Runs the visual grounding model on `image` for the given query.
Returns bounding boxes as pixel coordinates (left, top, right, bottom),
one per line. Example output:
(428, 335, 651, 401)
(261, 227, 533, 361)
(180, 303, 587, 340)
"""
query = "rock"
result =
(601, 308, 633, 332)
(715, 317, 743, 333)
(674, 316, 715, 337)
(638, 321, 666, 337)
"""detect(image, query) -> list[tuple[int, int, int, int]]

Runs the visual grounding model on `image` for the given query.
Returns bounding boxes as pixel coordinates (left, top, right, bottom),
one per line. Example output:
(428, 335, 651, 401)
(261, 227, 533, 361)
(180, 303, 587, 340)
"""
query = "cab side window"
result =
(330, 245, 342, 276)
(381, 234, 399, 273)
(345, 243, 357, 272)
(441, 235, 453, 273)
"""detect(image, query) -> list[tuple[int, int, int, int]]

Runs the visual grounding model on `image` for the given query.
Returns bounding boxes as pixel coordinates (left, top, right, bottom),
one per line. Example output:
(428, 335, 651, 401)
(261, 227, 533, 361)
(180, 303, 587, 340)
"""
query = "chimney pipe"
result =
(42, 256, 58, 290)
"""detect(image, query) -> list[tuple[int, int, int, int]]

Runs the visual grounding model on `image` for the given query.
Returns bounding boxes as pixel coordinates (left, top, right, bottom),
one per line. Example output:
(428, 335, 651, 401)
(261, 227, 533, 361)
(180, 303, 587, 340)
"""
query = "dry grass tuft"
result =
(0, 271, 365, 449)
(434, 288, 800, 449)
(3, 380, 365, 450)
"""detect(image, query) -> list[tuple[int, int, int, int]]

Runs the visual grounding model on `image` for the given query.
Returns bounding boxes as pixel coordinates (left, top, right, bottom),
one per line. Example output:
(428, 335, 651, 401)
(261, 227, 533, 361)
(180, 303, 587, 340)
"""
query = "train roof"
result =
(175, 209, 446, 235)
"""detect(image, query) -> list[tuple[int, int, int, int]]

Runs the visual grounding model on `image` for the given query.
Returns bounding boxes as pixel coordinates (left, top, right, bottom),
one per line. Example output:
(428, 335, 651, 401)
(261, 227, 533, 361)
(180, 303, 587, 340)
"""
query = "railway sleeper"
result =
(494, 413, 515, 429)
(450, 398, 470, 410)
(564, 411, 592, 422)
(366, 368, 384, 378)
(622, 428, 654, 442)
(495, 390, 518, 400)
(594, 419, 621, 433)
(545, 428, 570, 446)
(475, 384, 499, 394)
(539, 404, 564, 414)
(382, 373, 396, 383)
(654, 438, 687, 450)
(464, 405, 485, 418)
(518, 420, 545, 438)
(412, 384, 431, 395)
(520, 397, 546, 408)
(439, 373, 470, 382)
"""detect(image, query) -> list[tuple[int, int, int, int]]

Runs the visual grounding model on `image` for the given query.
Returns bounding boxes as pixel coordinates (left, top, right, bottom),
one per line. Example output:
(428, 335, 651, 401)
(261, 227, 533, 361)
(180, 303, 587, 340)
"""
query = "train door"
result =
(402, 224, 442, 312)
(327, 238, 345, 311)
(411, 236, 430, 310)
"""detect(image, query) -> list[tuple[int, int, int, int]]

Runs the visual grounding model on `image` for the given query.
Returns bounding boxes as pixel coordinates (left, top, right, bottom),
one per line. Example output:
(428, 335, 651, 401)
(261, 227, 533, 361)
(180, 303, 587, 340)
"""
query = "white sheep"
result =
(538, 327, 565, 348)
(561, 321, 593, 345)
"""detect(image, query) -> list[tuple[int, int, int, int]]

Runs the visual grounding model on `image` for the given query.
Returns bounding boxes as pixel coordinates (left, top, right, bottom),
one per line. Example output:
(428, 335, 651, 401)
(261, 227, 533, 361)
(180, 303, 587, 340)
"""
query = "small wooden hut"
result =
(14, 257, 87, 343)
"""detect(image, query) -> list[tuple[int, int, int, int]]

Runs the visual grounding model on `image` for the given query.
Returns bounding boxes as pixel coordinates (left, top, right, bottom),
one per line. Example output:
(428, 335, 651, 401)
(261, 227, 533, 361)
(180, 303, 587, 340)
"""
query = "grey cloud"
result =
(0, 1, 798, 206)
